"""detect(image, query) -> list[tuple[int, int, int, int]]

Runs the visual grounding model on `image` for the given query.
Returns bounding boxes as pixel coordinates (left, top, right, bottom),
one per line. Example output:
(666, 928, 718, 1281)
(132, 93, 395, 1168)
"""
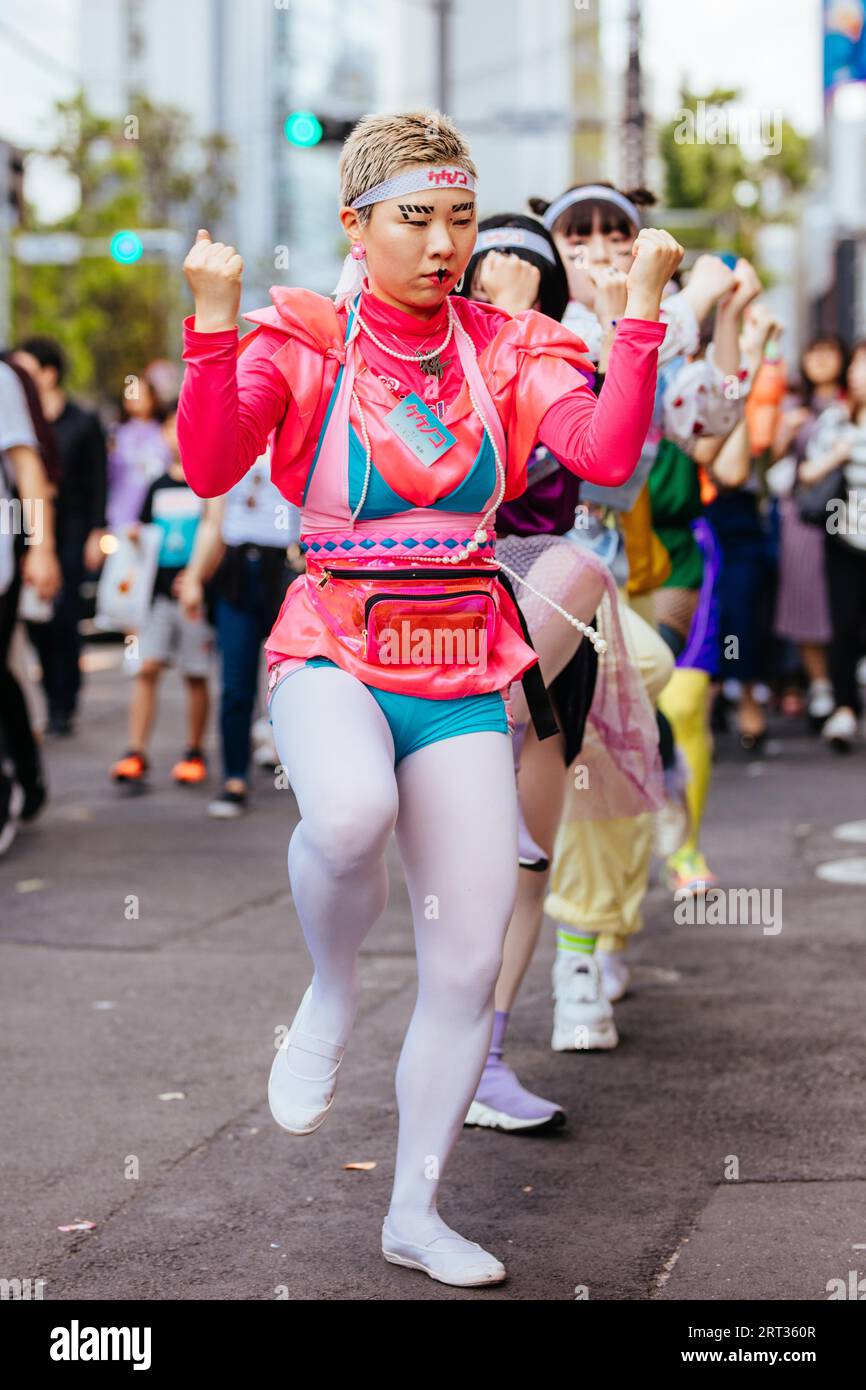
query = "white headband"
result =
(542, 185, 641, 233)
(473, 226, 557, 266)
(350, 165, 478, 209)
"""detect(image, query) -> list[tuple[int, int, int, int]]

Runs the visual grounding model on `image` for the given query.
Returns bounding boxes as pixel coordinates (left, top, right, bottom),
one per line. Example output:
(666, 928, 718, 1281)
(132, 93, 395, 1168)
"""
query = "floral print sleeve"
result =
(661, 343, 750, 456)
(657, 292, 699, 366)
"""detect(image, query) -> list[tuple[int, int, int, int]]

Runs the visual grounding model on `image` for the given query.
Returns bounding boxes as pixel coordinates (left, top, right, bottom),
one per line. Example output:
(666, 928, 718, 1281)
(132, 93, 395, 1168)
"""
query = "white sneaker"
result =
(551, 952, 619, 1051)
(807, 679, 834, 723)
(822, 707, 857, 752)
(252, 717, 278, 768)
(207, 788, 247, 818)
(597, 949, 631, 1003)
(381, 1220, 506, 1287)
(268, 983, 345, 1135)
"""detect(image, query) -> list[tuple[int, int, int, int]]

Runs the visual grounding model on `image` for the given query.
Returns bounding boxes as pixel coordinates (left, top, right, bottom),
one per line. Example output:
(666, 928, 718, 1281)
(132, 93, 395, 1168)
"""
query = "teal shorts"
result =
(271, 656, 509, 766)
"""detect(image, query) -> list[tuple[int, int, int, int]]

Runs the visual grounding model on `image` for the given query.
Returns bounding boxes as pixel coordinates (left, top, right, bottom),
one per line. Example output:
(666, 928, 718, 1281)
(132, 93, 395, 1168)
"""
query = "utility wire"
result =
(0, 16, 80, 82)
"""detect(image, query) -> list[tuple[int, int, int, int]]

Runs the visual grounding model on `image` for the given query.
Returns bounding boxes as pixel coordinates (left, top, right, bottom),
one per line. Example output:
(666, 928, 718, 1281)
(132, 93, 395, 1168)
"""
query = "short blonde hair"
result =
(339, 109, 477, 225)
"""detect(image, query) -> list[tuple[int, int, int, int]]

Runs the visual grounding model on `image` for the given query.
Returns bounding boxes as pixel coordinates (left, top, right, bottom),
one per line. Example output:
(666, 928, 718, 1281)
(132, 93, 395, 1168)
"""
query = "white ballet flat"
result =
(268, 984, 345, 1135)
(381, 1219, 506, 1287)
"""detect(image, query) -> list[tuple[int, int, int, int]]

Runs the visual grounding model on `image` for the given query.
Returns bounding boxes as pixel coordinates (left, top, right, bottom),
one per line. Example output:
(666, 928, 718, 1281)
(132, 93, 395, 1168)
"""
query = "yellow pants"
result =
(618, 592, 676, 703)
(544, 589, 672, 954)
(546, 812, 656, 952)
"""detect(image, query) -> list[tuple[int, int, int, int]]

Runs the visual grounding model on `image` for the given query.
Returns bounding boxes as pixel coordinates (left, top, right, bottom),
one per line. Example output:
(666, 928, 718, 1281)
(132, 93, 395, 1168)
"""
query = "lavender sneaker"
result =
(465, 1056, 566, 1133)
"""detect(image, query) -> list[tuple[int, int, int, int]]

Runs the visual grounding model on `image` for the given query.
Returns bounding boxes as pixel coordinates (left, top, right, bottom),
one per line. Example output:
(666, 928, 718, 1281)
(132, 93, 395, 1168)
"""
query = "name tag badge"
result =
(383, 392, 457, 468)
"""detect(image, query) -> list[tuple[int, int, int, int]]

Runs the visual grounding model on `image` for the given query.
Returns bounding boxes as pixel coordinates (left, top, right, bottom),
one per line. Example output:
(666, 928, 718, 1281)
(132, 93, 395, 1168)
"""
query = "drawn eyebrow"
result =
(398, 203, 435, 218)
(451, 201, 475, 212)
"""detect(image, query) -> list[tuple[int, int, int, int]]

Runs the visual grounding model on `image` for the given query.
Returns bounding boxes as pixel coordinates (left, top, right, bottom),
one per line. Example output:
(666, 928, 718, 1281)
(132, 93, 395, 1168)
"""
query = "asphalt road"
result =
(2, 647, 866, 1302)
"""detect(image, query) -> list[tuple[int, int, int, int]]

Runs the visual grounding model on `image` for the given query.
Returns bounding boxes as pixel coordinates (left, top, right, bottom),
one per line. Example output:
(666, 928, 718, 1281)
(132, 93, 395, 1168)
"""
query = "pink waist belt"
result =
(297, 529, 498, 560)
(274, 551, 560, 742)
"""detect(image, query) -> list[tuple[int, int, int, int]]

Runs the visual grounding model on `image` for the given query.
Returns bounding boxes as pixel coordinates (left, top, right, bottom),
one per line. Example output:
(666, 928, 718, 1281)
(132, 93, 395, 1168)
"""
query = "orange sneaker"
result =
(172, 749, 207, 785)
(111, 750, 148, 784)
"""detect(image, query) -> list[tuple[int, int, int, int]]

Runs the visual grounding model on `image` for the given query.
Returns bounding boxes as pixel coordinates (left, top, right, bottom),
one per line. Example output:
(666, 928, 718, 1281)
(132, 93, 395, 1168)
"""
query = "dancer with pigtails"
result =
(178, 110, 682, 1287)
(535, 182, 757, 1057)
(458, 184, 759, 1134)
(454, 214, 664, 1132)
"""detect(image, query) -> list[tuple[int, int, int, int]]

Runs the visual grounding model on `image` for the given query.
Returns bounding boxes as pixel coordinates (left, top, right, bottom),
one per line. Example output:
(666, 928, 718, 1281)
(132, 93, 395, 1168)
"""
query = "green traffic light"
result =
(110, 230, 144, 264)
(284, 111, 323, 147)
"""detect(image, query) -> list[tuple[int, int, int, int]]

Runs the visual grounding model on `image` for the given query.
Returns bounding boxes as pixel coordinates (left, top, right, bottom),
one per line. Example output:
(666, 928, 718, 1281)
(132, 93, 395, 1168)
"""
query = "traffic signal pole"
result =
(433, 0, 453, 114)
(623, 0, 645, 189)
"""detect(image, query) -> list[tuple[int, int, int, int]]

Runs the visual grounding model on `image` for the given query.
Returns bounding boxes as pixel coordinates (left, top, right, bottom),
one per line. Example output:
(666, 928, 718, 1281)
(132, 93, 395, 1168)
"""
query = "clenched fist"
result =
(478, 250, 542, 315)
(740, 301, 781, 372)
(183, 228, 244, 333)
(586, 265, 629, 324)
(725, 258, 763, 315)
(687, 253, 737, 308)
(624, 228, 684, 321)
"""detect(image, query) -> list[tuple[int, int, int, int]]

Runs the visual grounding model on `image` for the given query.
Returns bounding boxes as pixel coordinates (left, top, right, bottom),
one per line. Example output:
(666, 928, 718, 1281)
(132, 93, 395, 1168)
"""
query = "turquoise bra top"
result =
(302, 306, 496, 520)
(346, 419, 495, 519)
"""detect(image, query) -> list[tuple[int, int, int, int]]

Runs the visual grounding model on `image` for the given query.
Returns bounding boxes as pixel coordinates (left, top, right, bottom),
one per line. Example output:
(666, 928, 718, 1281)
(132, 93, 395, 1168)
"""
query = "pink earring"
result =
(350, 242, 366, 261)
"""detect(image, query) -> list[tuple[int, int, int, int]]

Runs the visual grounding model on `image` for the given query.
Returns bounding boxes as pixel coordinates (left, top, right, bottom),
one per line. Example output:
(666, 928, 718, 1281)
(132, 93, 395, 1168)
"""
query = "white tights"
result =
(269, 663, 518, 1243)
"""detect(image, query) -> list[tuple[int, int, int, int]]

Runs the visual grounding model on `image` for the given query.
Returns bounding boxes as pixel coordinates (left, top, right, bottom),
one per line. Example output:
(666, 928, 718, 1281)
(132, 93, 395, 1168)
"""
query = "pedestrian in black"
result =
(12, 336, 108, 735)
(0, 360, 61, 849)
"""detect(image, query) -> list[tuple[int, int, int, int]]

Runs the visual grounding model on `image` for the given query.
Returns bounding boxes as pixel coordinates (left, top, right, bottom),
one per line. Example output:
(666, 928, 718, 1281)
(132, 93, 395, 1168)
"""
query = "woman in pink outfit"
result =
(178, 109, 682, 1289)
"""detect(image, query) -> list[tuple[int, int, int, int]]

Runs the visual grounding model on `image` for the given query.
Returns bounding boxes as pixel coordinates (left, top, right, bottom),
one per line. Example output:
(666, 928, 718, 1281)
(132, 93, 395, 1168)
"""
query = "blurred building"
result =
(815, 83, 866, 344)
(380, 0, 609, 217)
(809, 3, 866, 347)
(79, 0, 380, 306)
(78, 0, 617, 304)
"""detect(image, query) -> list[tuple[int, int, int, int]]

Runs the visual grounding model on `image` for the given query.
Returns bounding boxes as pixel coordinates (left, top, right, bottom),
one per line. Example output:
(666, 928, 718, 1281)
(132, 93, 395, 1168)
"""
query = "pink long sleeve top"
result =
(177, 287, 666, 506)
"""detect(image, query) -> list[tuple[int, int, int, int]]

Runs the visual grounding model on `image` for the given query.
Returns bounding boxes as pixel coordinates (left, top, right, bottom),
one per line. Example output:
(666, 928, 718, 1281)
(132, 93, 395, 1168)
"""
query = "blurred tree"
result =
(12, 89, 236, 405)
(657, 87, 813, 262)
(130, 91, 235, 231)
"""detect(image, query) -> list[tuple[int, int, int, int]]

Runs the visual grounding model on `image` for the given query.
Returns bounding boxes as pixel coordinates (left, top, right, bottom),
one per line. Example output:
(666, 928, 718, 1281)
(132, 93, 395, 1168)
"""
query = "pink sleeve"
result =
(537, 318, 666, 487)
(177, 316, 291, 498)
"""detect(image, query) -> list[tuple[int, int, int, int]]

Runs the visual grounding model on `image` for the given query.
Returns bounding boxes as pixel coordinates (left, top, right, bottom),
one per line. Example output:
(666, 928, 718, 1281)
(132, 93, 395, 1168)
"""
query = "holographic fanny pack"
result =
(307, 564, 501, 671)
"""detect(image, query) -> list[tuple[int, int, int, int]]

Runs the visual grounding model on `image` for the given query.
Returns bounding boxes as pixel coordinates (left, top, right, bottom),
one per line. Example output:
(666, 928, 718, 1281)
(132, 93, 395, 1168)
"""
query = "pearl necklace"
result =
(355, 299, 455, 382)
(348, 296, 607, 654)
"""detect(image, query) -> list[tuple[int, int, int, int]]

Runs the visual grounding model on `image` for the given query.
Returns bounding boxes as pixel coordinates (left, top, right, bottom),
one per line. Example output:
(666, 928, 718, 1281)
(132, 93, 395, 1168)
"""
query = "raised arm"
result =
(799, 403, 853, 485)
(178, 229, 290, 498)
(538, 318, 667, 485)
(537, 229, 683, 486)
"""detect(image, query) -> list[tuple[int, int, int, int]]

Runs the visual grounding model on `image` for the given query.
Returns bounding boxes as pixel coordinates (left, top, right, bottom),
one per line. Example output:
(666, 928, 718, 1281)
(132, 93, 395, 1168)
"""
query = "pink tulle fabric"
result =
(496, 532, 664, 818)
